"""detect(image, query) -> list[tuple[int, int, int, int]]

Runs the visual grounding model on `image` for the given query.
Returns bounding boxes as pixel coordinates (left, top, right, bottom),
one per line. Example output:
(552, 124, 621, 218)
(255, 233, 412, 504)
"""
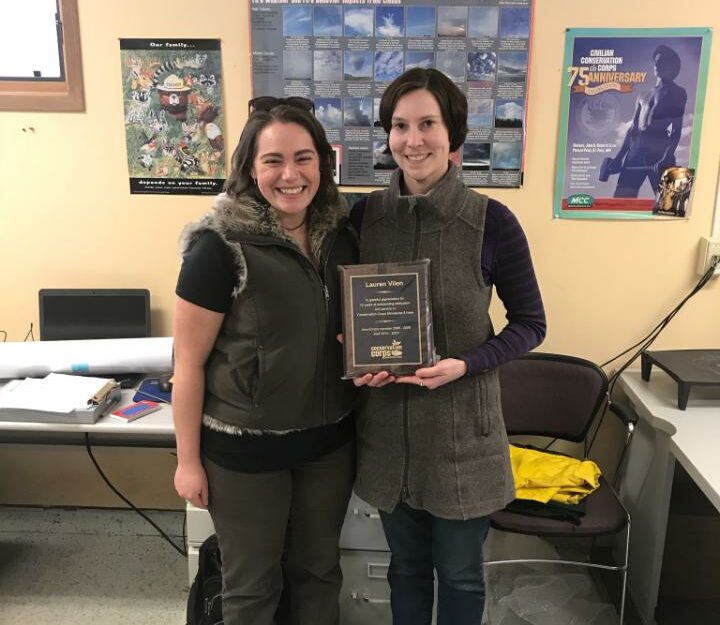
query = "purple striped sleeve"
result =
(457, 199, 546, 376)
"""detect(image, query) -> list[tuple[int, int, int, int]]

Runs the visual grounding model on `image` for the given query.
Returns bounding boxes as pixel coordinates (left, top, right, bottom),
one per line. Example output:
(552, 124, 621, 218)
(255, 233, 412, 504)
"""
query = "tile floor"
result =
(0, 506, 624, 625)
(0, 506, 188, 625)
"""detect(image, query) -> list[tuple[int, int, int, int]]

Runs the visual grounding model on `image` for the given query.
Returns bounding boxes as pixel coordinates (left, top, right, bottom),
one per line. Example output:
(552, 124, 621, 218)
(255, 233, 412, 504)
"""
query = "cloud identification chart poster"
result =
(250, 0, 533, 187)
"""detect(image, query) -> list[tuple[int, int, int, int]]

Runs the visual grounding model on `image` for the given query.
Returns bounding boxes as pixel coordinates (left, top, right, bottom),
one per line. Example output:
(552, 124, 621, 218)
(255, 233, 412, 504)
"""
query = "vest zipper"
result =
(243, 235, 335, 423)
(401, 197, 420, 502)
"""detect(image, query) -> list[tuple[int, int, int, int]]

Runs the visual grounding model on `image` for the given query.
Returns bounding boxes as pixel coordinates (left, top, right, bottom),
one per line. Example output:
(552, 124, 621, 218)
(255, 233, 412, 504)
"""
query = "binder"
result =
(0, 373, 121, 425)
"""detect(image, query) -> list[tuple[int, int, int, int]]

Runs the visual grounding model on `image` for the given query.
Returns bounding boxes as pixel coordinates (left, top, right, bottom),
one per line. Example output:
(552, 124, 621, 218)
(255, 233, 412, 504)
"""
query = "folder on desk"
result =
(0, 373, 121, 424)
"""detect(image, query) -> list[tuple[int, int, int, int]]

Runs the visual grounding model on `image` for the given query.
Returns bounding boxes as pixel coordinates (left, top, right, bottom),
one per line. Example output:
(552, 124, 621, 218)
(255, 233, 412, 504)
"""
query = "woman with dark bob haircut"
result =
(173, 98, 357, 625)
(350, 68, 546, 624)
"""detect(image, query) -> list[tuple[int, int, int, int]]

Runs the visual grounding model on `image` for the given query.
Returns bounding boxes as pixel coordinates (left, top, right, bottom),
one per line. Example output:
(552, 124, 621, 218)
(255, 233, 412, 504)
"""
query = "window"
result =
(0, 0, 84, 112)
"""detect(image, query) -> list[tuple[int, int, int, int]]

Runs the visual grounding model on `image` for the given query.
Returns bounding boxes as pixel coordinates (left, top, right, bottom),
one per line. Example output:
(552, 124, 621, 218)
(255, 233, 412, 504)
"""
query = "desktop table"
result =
(0, 389, 175, 447)
(617, 370, 720, 625)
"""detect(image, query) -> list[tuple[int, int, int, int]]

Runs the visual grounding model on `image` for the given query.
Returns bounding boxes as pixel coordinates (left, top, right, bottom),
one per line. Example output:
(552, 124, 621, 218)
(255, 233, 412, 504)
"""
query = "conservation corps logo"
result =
(371, 339, 403, 359)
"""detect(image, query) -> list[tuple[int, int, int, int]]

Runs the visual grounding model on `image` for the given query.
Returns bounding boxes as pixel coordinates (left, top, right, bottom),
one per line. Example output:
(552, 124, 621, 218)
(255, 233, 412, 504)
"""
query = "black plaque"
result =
(339, 260, 435, 377)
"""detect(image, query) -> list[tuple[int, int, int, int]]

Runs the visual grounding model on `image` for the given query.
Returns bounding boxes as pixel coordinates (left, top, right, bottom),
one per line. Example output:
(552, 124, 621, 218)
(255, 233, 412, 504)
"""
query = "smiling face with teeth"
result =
(251, 121, 321, 228)
(388, 88, 451, 196)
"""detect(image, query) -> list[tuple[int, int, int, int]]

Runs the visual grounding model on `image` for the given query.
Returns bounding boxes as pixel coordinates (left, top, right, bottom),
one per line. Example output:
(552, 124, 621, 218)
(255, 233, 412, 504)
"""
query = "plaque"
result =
(339, 260, 435, 378)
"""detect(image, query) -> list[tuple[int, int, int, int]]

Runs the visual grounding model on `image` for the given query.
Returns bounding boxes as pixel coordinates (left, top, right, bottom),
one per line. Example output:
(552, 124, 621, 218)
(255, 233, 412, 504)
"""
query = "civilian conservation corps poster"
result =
(250, 0, 533, 187)
(120, 39, 226, 195)
(554, 28, 712, 220)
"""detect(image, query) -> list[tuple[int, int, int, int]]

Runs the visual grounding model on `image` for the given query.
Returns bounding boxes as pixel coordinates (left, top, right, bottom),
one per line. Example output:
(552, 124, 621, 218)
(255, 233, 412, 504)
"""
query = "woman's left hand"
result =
(395, 358, 467, 390)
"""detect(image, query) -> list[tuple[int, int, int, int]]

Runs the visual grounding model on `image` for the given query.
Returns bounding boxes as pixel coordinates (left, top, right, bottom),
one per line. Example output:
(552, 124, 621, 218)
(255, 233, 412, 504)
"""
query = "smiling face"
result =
(251, 121, 320, 226)
(388, 88, 451, 195)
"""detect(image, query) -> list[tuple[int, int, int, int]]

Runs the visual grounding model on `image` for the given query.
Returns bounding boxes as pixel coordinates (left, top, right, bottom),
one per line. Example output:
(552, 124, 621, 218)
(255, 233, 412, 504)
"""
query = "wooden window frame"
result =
(0, 0, 84, 112)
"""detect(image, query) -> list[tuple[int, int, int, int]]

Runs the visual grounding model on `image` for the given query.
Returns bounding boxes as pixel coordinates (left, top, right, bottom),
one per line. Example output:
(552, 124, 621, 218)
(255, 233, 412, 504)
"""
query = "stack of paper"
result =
(0, 373, 118, 424)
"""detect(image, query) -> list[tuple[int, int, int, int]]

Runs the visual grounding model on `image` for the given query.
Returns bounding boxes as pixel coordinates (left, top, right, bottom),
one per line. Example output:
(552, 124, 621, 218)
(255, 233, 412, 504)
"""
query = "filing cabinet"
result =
(186, 491, 393, 624)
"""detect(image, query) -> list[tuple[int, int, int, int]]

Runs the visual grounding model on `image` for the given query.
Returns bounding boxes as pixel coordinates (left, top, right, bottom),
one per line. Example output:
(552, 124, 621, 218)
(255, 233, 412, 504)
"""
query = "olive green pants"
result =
(203, 441, 354, 625)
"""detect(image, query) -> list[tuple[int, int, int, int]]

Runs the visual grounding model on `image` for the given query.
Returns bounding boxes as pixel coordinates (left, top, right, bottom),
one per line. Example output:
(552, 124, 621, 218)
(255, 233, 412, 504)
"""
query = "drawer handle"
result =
(351, 591, 391, 605)
(352, 507, 380, 520)
(367, 562, 389, 579)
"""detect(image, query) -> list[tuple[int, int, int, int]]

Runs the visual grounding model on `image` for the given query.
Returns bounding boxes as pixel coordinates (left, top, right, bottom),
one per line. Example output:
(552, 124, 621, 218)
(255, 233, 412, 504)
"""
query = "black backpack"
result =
(187, 534, 223, 625)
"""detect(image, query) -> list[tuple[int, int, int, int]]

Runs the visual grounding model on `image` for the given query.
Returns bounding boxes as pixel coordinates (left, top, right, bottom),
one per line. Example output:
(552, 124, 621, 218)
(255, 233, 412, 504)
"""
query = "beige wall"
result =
(1, 0, 719, 507)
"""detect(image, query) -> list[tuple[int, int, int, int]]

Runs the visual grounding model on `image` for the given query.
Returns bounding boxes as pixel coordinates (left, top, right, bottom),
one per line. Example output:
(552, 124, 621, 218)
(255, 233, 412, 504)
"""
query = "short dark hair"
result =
(653, 45, 681, 80)
(378, 68, 468, 152)
(224, 104, 339, 210)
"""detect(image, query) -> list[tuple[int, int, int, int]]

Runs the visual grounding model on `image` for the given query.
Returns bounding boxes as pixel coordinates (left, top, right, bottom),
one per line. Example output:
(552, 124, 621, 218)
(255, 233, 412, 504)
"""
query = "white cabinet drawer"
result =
(187, 544, 200, 586)
(186, 503, 215, 545)
(340, 550, 392, 625)
(339, 492, 389, 551)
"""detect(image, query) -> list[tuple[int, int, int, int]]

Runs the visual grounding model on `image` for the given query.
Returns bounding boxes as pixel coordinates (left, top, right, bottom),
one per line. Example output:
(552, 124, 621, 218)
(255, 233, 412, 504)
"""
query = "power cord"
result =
(604, 254, 720, 397)
(84, 433, 187, 557)
(23, 323, 35, 342)
(587, 255, 720, 452)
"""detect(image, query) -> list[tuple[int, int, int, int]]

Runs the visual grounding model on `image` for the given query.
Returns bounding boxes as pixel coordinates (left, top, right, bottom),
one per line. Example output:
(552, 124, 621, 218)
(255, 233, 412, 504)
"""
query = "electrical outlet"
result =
(697, 236, 720, 276)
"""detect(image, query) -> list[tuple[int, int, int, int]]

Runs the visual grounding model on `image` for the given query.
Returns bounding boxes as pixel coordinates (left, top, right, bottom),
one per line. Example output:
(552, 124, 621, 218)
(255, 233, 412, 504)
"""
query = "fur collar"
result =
(179, 192, 347, 297)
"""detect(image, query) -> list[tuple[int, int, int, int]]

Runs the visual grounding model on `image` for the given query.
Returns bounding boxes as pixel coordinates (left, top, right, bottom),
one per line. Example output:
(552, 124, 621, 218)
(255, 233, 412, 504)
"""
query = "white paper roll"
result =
(0, 337, 174, 379)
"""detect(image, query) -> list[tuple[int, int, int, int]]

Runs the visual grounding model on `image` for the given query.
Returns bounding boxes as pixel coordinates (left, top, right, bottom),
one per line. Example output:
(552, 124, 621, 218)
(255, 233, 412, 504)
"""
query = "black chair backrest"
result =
(498, 353, 608, 442)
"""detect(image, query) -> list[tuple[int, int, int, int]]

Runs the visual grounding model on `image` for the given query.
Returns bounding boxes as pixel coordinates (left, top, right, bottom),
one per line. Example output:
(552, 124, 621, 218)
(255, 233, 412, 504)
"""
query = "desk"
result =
(0, 389, 175, 447)
(618, 370, 720, 625)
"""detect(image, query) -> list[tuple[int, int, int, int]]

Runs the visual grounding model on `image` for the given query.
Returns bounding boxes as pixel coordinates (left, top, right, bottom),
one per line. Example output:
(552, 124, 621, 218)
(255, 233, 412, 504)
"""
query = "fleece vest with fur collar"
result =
(180, 193, 357, 434)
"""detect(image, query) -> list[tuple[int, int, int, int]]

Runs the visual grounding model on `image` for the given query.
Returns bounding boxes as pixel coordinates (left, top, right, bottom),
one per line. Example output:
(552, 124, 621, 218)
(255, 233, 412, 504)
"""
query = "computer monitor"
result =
(39, 289, 151, 341)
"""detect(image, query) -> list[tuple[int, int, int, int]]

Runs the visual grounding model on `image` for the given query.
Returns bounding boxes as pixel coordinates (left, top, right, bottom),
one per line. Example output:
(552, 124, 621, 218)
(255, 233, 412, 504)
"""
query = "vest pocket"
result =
(476, 376, 491, 437)
(252, 345, 266, 406)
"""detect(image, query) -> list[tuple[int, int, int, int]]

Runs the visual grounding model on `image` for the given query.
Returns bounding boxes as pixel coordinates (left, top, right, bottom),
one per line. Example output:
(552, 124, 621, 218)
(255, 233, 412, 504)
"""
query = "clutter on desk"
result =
(0, 336, 173, 379)
(111, 400, 161, 423)
(133, 377, 172, 404)
(0, 373, 121, 424)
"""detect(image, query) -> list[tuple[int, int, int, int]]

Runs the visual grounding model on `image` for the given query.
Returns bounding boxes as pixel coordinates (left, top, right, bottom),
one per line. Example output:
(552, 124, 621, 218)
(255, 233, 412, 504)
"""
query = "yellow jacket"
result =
(509, 444, 601, 505)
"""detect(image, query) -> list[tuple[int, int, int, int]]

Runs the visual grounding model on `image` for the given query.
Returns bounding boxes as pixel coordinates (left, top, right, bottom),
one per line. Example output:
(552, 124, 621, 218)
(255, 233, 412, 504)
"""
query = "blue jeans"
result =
(380, 503, 491, 625)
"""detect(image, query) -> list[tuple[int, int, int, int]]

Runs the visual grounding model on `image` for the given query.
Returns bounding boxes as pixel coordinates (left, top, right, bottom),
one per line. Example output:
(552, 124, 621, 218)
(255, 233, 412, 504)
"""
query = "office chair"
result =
(486, 353, 638, 625)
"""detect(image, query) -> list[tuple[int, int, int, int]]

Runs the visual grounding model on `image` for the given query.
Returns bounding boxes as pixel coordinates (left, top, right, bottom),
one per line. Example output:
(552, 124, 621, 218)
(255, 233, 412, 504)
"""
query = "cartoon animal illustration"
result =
(137, 153, 154, 170)
(126, 56, 154, 91)
(162, 140, 204, 175)
(146, 109, 169, 134)
(151, 53, 208, 87)
(198, 73, 217, 94)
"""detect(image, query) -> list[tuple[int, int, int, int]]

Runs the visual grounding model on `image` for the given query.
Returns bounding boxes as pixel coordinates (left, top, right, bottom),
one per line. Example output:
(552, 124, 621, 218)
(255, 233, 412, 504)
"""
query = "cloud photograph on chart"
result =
(437, 6, 467, 38)
(469, 7, 499, 38)
(467, 52, 496, 82)
(344, 51, 373, 80)
(497, 51, 528, 81)
(462, 143, 491, 170)
(344, 97, 373, 127)
(406, 6, 436, 37)
(436, 51, 465, 82)
(313, 50, 342, 82)
(492, 142, 522, 170)
(375, 6, 404, 37)
(283, 50, 311, 80)
(373, 141, 397, 170)
(344, 7, 374, 37)
(468, 99, 494, 129)
(315, 98, 343, 130)
(495, 98, 525, 128)
(500, 8, 531, 39)
(283, 5, 312, 37)
(314, 5, 343, 37)
(406, 51, 434, 71)
(374, 51, 404, 82)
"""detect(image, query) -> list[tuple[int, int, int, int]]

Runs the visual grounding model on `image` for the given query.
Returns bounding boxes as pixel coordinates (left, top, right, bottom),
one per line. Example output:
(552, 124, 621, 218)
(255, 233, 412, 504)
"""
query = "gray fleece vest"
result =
(354, 163, 515, 520)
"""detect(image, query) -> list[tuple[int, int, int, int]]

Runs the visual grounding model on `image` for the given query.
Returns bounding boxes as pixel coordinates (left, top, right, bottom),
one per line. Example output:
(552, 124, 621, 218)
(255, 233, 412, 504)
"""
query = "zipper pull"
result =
(323, 283, 330, 301)
(407, 197, 417, 215)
